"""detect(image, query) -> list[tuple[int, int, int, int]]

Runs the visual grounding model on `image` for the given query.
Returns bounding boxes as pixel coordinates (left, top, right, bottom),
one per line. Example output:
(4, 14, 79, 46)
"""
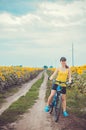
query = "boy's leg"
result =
(62, 94, 69, 117)
(47, 90, 56, 106)
(62, 94, 66, 111)
(61, 87, 69, 117)
(44, 90, 56, 112)
(44, 84, 57, 112)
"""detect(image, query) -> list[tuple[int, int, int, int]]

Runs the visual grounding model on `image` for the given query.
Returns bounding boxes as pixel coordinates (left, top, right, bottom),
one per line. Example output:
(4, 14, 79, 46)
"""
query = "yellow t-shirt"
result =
(55, 69, 69, 87)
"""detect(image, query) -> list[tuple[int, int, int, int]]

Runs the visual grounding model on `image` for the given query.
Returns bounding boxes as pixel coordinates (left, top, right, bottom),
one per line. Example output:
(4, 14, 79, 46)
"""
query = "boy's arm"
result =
(49, 68, 58, 80)
(68, 68, 72, 83)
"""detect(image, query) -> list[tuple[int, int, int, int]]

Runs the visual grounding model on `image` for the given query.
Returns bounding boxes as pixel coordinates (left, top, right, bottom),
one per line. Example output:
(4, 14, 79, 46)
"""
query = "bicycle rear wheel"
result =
(54, 94, 62, 122)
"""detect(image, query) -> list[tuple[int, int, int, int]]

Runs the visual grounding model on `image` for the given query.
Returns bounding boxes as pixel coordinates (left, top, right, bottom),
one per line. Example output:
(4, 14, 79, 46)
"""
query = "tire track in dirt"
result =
(11, 71, 54, 130)
(0, 72, 43, 115)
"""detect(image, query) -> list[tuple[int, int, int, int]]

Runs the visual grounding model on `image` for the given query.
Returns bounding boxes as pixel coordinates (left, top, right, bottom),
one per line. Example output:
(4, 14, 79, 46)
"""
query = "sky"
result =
(0, 0, 86, 67)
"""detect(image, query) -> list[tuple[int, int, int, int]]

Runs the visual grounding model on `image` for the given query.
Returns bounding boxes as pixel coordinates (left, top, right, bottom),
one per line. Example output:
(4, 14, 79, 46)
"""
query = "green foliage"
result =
(49, 66, 53, 68)
(67, 72, 86, 119)
(43, 65, 48, 69)
(45, 70, 52, 101)
(71, 72, 86, 93)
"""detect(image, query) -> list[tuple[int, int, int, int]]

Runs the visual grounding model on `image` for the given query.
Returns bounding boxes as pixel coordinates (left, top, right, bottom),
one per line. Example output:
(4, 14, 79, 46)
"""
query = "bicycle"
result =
(49, 80, 72, 122)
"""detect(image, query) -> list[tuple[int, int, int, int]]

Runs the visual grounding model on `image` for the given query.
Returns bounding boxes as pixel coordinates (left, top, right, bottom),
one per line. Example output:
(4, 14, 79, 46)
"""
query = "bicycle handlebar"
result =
(48, 77, 73, 85)
(53, 80, 71, 85)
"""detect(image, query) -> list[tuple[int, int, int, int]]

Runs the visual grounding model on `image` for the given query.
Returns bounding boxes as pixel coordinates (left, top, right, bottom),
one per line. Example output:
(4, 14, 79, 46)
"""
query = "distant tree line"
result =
(43, 65, 53, 69)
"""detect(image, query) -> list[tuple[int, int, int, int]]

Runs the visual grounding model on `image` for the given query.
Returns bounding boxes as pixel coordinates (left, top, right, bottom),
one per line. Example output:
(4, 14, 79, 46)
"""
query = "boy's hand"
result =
(69, 80, 73, 84)
(66, 82, 71, 88)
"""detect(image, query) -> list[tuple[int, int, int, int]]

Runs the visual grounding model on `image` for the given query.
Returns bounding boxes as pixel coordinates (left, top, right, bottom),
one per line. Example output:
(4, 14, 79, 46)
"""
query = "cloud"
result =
(0, 0, 86, 66)
(38, 0, 86, 26)
(1, 0, 86, 27)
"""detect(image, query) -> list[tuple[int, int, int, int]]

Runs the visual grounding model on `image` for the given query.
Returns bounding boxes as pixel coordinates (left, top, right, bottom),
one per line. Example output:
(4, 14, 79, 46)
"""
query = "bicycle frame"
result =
(49, 85, 62, 122)
(49, 80, 72, 122)
(52, 85, 62, 106)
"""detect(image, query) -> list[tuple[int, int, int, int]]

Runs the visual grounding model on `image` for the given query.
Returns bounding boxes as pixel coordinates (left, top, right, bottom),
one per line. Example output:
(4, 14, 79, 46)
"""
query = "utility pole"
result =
(72, 43, 74, 66)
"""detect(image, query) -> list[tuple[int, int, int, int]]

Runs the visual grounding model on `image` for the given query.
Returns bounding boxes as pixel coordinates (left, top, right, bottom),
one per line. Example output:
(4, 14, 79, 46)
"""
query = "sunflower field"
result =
(48, 65, 86, 75)
(71, 65, 86, 75)
(0, 66, 43, 92)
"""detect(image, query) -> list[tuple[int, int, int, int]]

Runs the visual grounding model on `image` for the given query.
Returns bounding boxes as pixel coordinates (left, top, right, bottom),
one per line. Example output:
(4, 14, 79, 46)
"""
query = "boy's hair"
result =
(60, 57, 66, 61)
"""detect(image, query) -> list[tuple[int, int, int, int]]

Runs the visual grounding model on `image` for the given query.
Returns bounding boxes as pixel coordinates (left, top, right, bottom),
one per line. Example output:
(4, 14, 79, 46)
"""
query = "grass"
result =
(45, 70, 52, 102)
(0, 87, 19, 107)
(0, 74, 44, 127)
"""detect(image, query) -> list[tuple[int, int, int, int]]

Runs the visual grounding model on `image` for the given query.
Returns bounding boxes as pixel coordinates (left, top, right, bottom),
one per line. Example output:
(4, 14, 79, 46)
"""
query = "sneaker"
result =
(44, 106, 50, 112)
(63, 111, 69, 117)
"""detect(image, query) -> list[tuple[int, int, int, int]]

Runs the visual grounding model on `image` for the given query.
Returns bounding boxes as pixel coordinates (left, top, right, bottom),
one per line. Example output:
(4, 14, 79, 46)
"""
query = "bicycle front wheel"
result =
(54, 94, 62, 122)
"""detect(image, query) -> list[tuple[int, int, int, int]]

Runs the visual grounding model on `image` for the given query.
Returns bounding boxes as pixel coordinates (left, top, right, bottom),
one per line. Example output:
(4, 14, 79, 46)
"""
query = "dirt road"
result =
(1, 71, 86, 130)
(0, 72, 43, 115)
(11, 72, 54, 130)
